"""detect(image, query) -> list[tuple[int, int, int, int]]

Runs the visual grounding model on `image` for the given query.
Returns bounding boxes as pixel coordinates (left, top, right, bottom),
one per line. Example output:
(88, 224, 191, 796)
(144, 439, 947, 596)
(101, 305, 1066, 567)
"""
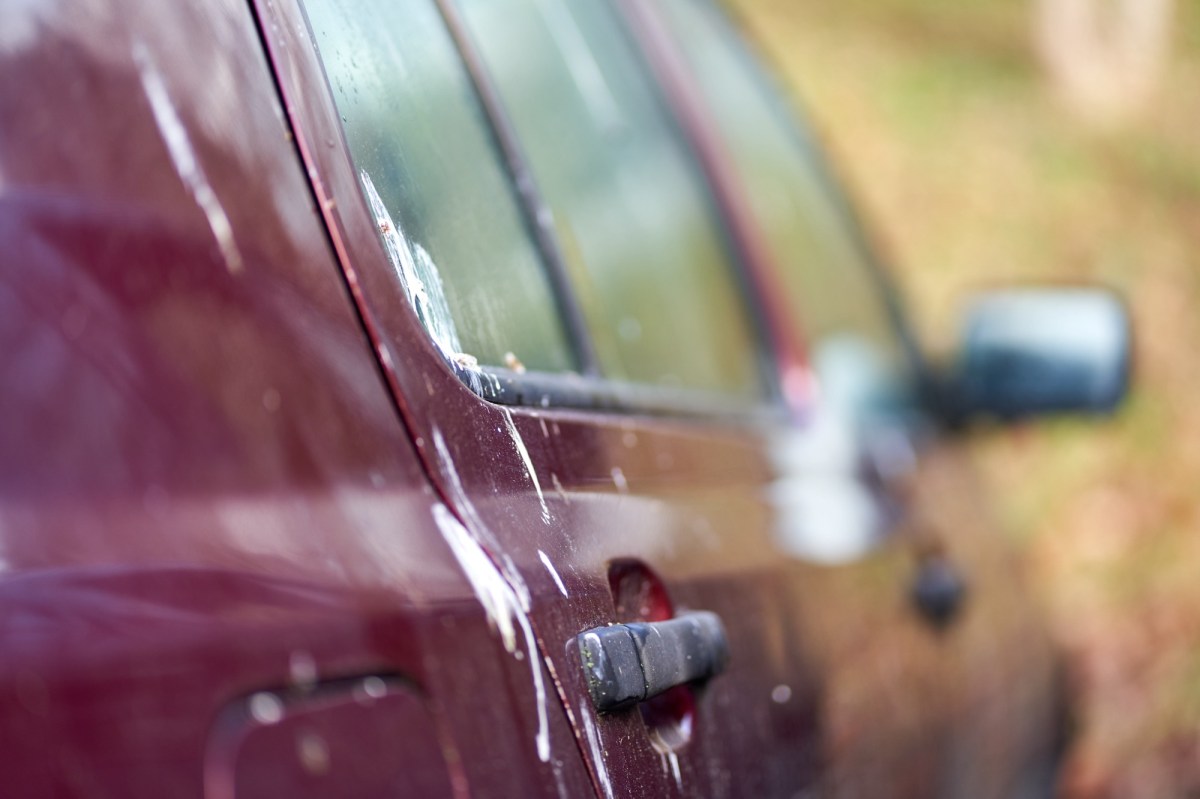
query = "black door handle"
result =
(911, 553, 968, 630)
(577, 611, 729, 712)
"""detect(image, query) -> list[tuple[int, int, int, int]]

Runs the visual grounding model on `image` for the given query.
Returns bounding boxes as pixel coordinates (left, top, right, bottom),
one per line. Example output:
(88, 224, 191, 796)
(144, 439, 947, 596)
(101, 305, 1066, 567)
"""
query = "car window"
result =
(455, 0, 768, 400)
(656, 0, 912, 419)
(305, 0, 577, 375)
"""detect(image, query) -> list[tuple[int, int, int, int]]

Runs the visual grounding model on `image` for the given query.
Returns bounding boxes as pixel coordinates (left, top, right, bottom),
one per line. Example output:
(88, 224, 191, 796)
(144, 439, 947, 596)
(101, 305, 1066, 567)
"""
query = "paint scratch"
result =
(133, 41, 243, 274)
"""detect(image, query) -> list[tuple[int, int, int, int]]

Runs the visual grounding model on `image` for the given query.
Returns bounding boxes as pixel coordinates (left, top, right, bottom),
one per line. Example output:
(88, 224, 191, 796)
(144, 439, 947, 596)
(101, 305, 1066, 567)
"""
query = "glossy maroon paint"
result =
(0, 2, 590, 796)
(0, 1, 1069, 798)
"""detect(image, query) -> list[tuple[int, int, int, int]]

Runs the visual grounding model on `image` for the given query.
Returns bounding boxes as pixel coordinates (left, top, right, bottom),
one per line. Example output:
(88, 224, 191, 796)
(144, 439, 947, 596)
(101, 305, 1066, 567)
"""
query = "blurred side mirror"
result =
(943, 288, 1131, 422)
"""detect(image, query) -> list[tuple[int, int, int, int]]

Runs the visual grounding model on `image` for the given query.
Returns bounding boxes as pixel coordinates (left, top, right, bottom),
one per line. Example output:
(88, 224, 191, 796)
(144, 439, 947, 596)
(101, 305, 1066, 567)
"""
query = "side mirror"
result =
(943, 288, 1131, 422)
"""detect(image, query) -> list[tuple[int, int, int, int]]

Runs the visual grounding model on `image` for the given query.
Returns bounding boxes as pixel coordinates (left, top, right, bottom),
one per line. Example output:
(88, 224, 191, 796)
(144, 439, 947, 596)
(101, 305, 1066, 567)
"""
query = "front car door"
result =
(258, 1, 823, 796)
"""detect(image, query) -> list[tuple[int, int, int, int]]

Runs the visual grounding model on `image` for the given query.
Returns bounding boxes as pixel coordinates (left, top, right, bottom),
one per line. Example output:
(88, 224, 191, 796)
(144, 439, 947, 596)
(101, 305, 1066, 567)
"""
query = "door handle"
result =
(911, 553, 968, 630)
(577, 611, 729, 712)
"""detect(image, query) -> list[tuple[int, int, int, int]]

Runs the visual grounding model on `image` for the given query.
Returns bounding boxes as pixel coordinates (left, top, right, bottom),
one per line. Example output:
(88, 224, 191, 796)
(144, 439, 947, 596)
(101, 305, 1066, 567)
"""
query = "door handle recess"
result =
(577, 611, 729, 712)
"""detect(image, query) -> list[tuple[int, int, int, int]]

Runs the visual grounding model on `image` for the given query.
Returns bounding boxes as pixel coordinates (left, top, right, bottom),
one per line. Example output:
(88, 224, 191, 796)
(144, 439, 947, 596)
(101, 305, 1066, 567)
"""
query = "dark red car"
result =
(0, 0, 1129, 796)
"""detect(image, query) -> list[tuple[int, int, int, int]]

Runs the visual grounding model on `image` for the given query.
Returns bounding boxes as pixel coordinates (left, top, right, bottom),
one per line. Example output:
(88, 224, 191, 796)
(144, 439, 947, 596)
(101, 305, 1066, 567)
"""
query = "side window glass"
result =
(456, 0, 768, 400)
(306, 0, 577, 375)
(657, 0, 912, 419)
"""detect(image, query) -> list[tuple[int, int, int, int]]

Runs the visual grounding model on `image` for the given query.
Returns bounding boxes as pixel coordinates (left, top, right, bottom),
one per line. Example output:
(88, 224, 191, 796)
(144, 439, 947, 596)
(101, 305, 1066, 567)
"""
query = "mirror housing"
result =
(941, 288, 1131, 423)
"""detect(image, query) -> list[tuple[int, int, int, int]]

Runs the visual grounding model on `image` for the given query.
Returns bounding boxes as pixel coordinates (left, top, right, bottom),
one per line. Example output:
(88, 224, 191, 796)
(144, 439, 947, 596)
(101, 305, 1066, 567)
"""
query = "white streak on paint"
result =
(667, 751, 682, 789)
(433, 503, 517, 651)
(538, 549, 569, 597)
(432, 503, 549, 762)
(431, 430, 493, 550)
(579, 700, 614, 799)
(550, 473, 571, 505)
(610, 467, 628, 494)
(431, 429, 531, 612)
(517, 599, 549, 762)
(133, 42, 243, 274)
(503, 408, 551, 524)
(429, 430, 543, 760)
(552, 761, 570, 799)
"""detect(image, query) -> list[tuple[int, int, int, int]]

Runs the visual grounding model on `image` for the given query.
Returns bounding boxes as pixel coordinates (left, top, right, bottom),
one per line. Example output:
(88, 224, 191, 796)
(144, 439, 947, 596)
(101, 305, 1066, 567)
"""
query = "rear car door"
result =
(0, 1, 597, 795)
(257, 0, 825, 796)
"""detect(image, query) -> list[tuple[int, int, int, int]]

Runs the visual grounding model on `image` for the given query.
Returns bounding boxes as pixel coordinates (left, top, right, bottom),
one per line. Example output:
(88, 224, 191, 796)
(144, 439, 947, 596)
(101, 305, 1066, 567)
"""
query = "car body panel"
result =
(0, 2, 593, 796)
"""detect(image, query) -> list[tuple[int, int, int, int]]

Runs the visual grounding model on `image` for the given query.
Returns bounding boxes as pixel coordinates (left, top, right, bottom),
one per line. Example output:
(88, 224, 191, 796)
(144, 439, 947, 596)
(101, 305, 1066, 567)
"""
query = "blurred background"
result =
(732, 0, 1200, 796)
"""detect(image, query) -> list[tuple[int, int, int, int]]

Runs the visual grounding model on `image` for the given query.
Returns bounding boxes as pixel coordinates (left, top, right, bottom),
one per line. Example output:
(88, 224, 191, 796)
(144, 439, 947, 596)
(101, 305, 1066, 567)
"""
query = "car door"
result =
(257, 1, 825, 796)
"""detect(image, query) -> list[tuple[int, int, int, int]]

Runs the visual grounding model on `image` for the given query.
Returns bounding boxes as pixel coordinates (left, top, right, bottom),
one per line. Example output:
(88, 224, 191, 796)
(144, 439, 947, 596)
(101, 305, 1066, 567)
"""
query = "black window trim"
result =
(455, 362, 789, 424)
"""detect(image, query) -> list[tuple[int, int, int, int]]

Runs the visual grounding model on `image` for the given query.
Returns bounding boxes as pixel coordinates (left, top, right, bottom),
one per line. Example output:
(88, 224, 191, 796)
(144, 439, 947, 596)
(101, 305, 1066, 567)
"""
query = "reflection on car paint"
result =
(132, 41, 243, 274)
(769, 408, 885, 564)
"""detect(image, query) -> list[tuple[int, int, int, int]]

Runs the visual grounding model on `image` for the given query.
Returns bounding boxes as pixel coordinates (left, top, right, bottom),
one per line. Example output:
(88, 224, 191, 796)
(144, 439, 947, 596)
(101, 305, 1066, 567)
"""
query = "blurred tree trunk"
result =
(1035, 0, 1174, 126)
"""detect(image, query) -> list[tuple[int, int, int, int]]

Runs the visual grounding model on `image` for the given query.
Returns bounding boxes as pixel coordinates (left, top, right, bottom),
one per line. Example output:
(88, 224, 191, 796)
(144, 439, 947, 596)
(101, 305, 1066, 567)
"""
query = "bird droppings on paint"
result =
(432, 503, 549, 762)
(354, 676, 388, 704)
(361, 169, 459, 357)
(298, 731, 331, 775)
(249, 692, 284, 725)
(579, 700, 614, 799)
(288, 650, 317, 690)
(503, 408, 552, 524)
(610, 467, 629, 494)
(361, 169, 504, 397)
(668, 751, 683, 789)
(504, 351, 527, 374)
(550, 473, 571, 505)
(428, 429, 549, 761)
(539, 549, 569, 597)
